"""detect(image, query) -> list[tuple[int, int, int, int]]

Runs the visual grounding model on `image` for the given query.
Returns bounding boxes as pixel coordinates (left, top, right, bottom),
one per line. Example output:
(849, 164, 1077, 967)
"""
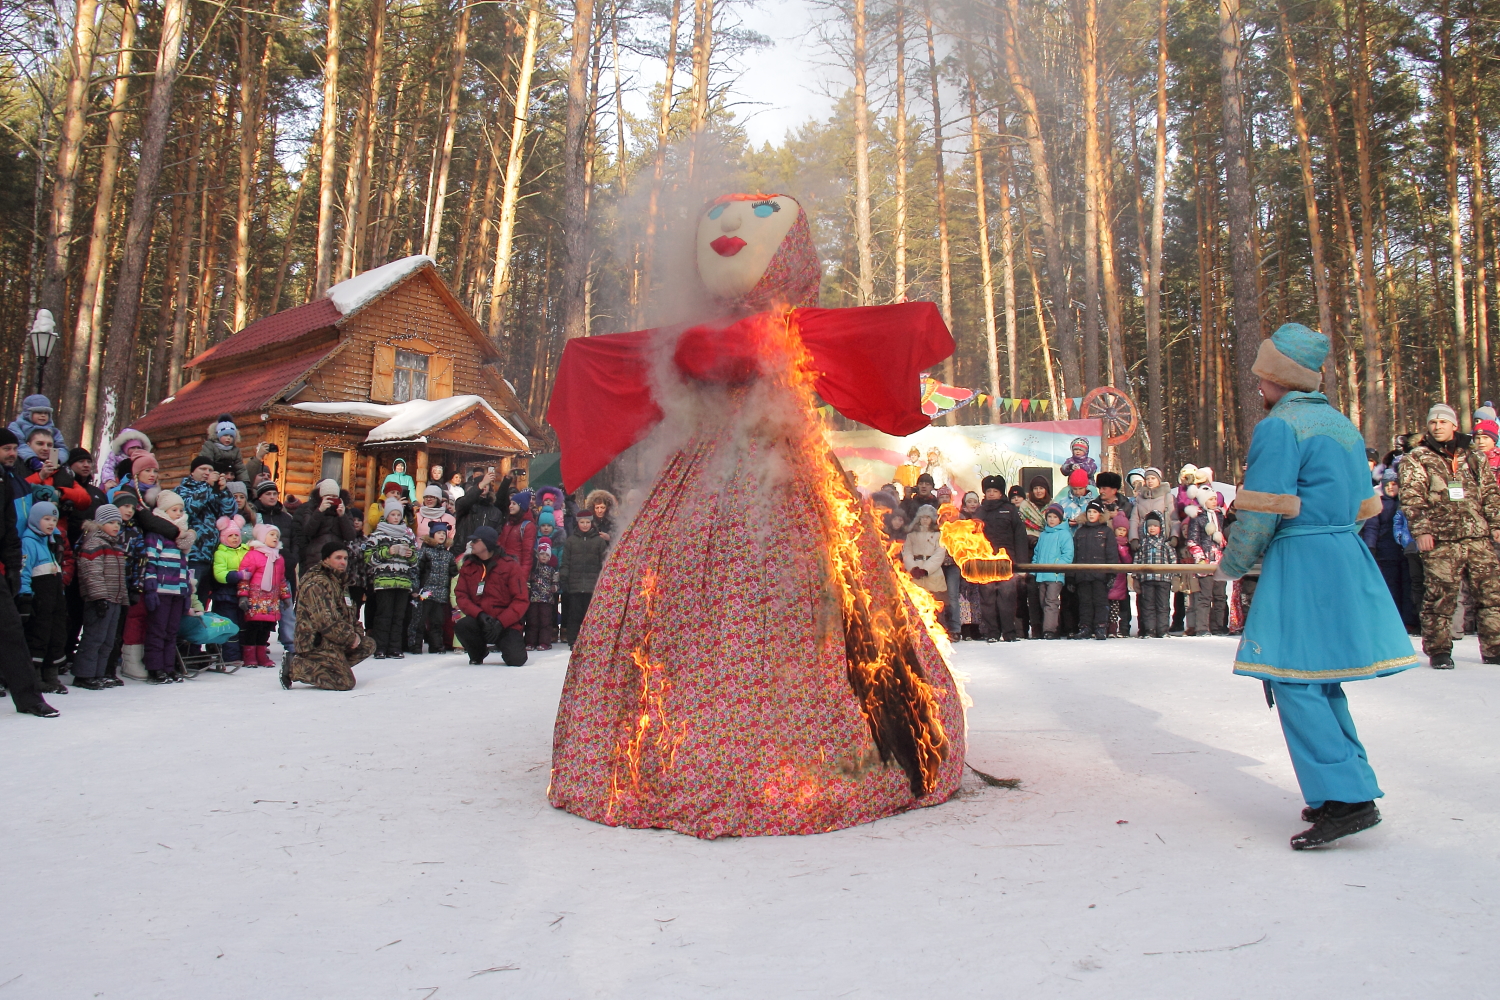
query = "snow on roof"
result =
(292, 394, 528, 448)
(325, 255, 434, 317)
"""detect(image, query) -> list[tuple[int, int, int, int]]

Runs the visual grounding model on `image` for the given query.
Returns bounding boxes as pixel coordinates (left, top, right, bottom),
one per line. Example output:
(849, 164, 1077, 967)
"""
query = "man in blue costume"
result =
(1217, 323, 1419, 850)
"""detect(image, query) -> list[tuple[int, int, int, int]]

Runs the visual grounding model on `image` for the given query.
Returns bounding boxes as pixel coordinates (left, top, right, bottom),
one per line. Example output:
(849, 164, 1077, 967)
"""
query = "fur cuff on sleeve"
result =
(1356, 495, 1383, 521)
(1234, 489, 1301, 517)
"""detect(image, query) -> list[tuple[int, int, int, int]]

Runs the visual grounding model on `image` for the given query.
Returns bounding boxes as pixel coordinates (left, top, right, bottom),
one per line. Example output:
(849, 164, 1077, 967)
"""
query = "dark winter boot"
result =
(1070, 627, 1092, 640)
(1429, 652, 1455, 669)
(73, 677, 107, 690)
(1094, 626, 1108, 640)
(279, 653, 294, 690)
(146, 671, 171, 685)
(39, 664, 68, 695)
(1482, 652, 1500, 665)
(1290, 801, 1381, 850)
(17, 698, 59, 718)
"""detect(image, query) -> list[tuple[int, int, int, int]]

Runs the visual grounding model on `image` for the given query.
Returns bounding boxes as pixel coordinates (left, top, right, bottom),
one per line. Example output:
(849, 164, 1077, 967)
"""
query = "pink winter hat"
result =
(252, 522, 280, 544)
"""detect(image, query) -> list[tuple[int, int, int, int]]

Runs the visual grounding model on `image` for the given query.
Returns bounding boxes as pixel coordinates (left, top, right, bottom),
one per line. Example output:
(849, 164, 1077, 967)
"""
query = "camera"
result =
(266, 443, 279, 453)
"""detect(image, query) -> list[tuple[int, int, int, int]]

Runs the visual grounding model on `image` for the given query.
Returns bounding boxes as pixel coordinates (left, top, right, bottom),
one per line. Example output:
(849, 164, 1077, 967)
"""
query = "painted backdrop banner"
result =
(832, 419, 1103, 501)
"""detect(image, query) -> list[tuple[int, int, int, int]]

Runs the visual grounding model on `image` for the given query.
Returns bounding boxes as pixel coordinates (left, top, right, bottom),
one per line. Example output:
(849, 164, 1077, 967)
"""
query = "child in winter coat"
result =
(525, 514, 562, 650)
(102, 427, 152, 491)
(901, 504, 949, 603)
(1031, 505, 1074, 639)
(211, 515, 250, 664)
(1108, 512, 1133, 636)
(10, 394, 68, 469)
(74, 504, 129, 688)
(365, 498, 418, 658)
(1132, 510, 1178, 638)
(196, 414, 247, 482)
(235, 523, 290, 667)
(1181, 487, 1227, 635)
(1069, 500, 1120, 640)
(20, 501, 70, 693)
(413, 520, 458, 653)
(142, 491, 196, 683)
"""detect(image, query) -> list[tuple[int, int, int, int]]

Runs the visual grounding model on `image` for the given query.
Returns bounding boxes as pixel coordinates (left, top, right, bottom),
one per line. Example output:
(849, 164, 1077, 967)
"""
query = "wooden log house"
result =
(133, 256, 540, 508)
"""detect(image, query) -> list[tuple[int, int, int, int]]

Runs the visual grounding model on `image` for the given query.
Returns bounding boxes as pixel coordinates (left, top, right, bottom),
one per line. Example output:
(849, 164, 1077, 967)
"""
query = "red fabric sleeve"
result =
(795, 302, 954, 437)
(547, 330, 663, 493)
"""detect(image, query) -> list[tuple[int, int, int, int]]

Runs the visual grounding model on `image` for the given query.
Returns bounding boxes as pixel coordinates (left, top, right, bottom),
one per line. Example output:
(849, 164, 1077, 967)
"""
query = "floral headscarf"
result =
(708, 193, 822, 315)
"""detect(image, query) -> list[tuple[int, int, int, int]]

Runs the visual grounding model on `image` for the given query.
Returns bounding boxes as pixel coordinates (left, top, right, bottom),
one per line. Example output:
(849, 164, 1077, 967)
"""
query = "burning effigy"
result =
(545, 193, 968, 838)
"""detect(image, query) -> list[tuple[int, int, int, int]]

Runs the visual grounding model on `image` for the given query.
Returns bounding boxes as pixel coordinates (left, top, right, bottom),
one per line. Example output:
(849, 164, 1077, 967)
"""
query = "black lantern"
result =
(29, 309, 58, 393)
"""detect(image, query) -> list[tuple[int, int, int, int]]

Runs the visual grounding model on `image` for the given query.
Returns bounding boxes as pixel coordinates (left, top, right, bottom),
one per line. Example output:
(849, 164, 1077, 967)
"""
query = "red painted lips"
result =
(710, 236, 747, 256)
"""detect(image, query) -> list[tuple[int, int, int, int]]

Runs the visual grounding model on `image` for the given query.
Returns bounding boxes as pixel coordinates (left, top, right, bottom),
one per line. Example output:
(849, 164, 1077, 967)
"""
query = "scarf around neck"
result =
(249, 538, 281, 591)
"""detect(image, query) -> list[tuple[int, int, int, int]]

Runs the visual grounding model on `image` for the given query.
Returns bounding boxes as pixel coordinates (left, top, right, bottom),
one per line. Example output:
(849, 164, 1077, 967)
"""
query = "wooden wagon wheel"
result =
(1081, 386, 1139, 446)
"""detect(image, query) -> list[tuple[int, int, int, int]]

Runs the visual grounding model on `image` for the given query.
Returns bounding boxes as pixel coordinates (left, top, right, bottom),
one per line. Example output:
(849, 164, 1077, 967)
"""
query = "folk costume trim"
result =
(1233, 653, 1420, 681)
(1356, 495, 1383, 520)
(1235, 489, 1301, 518)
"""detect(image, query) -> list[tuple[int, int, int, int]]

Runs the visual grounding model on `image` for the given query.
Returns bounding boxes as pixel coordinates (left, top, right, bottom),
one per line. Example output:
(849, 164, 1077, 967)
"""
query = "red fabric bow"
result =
(547, 302, 953, 492)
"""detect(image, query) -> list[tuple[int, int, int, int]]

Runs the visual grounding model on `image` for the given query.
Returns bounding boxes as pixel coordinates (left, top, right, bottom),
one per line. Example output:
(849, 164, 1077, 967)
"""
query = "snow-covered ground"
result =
(3, 632, 1496, 998)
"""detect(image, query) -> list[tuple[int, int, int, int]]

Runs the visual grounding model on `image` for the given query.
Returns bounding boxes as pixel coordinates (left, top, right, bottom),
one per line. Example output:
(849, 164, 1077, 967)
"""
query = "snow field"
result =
(1, 632, 1495, 998)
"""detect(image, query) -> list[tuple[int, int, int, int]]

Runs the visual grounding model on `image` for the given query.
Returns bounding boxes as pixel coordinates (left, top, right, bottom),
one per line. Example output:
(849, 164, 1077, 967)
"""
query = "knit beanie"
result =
(425, 519, 451, 538)
(424, 484, 444, 500)
(27, 501, 58, 532)
(215, 416, 238, 439)
(383, 480, 405, 495)
(471, 525, 500, 550)
(254, 481, 279, 498)
(1428, 403, 1460, 427)
(1111, 512, 1130, 530)
(252, 522, 280, 544)
(0, 428, 16, 447)
(1067, 468, 1089, 488)
(94, 503, 122, 525)
(216, 514, 245, 534)
(68, 445, 93, 465)
(226, 480, 248, 498)
(538, 510, 556, 528)
(1043, 503, 1066, 521)
(512, 488, 533, 512)
(155, 489, 185, 512)
(316, 478, 341, 497)
(190, 454, 215, 473)
(1085, 499, 1105, 515)
(321, 540, 348, 560)
(383, 498, 405, 518)
(132, 453, 160, 475)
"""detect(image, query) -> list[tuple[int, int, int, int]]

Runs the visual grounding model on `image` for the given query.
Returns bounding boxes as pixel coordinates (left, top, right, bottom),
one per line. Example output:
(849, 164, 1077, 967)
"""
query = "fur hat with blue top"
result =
(1251, 323, 1328, 392)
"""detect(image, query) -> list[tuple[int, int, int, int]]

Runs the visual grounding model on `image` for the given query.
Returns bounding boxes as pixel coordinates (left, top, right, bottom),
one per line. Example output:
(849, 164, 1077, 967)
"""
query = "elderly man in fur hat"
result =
(1218, 323, 1418, 850)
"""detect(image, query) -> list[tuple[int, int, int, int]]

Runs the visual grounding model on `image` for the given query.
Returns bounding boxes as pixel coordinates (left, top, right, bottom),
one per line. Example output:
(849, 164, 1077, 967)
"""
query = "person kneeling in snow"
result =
(452, 525, 528, 666)
(281, 541, 374, 691)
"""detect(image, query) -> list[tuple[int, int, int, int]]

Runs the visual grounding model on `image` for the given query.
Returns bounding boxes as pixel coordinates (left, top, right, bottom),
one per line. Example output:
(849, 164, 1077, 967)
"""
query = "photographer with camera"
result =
(297, 478, 359, 577)
(246, 441, 279, 487)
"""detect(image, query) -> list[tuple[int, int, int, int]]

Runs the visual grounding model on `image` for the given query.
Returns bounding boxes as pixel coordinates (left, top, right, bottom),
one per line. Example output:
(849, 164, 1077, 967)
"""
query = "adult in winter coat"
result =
(1398, 402, 1500, 668)
(1015, 476, 1051, 543)
(296, 479, 360, 577)
(1068, 500, 1120, 640)
(557, 512, 608, 643)
(583, 488, 618, 540)
(1219, 322, 1417, 850)
(1182, 487, 1229, 635)
(281, 541, 374, 691)
(454, 470, 510, 554)
(176, 457, 237, 592)
(452, 526, 529, 666)
(9, 394, 68, 467)
(973, 475, 1031, 642)
(1127, 467, 1178, 541)
(499, 489, 538, 578)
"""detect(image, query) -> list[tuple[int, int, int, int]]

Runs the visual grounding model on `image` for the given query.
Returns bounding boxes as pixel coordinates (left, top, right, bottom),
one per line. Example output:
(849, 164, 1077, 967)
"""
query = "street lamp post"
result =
(29, 309, 58, 395)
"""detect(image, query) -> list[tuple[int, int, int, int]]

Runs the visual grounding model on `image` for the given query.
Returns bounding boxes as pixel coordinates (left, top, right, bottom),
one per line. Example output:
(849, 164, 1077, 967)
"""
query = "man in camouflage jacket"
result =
(281, 541, 374, 691)
(1398, 403, 1500, 667)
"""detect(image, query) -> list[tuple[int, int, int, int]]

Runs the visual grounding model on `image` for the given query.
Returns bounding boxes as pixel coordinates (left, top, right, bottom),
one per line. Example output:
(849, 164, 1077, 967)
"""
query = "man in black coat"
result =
(454, 470, 511, 554)
(0, 429, 57, 716)
(973, 474, 1032, 642)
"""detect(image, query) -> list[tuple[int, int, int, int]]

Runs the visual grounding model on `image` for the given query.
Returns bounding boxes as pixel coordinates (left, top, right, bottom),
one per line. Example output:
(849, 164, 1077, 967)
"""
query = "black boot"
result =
(146, 670, 171, 685)
(1094, 625, 1108, 640)
(1429, 652, 1455, 669)
(279, 652, 294, 690)
(17, 698, 59, 718)
(1290, 801, 1381, 850)
(73, 677, 107, 690)
(1070, 627, 1091, 640)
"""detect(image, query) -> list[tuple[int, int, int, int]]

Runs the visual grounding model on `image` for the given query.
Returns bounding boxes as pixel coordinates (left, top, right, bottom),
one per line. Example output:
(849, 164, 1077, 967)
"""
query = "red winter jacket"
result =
(455, 552, 529, 629)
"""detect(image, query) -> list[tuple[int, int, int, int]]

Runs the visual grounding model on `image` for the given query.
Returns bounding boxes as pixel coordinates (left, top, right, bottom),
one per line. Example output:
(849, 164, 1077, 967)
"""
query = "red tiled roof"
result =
(134, 348, 334, 434)
(187, 297, 341, 368)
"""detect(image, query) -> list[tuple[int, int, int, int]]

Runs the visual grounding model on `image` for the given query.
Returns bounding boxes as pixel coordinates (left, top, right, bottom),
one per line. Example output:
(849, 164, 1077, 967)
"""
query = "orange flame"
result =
(606, 568, 688, 820)
(940, 519, 1013, 583)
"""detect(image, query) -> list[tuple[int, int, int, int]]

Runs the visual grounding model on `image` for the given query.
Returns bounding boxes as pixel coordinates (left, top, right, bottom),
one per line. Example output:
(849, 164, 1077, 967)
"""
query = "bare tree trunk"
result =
(233, 1, 277, 328)
(999, 132, 1017, 398)
(1440, 3, 1471, 426)
(1350, 0, 1386, 443)
(270, 157, 315, 313)
(167, 110, 205, 395)
(924, 0, 953, 383)
(966, 64, 998, 406)
(1018, 203, 1061, 410)
(1278, 1, 1339, 407)
(340, 0, 386, 281)
(425, 1, 471, 262)
(686, 0, 714, 180)
(852, 0, 873, 304)
(96, 0, 188, 456)
(893, 0, 908, 303)
(1218, 0, 1264, 447)
(67, 0, 135, 443)
(1078, 0, 1101, 390)
(38, 0, 101, 377)
(1472, 38, 1491, 397)
(639, 0, 681, 322)
(1002, 0, 1078, 398)
(490, 1, 541, 334)
(314, 0, 342, 295)
(1146, 0, 1168, 467)
(561, 0, 596, 339)
(1099, 82, 1126, 390)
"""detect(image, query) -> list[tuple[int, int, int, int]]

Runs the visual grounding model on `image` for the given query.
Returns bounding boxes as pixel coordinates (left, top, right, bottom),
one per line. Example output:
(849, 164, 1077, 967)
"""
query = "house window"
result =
(393, 350, 429, 402)
(321, 450, 346, 485)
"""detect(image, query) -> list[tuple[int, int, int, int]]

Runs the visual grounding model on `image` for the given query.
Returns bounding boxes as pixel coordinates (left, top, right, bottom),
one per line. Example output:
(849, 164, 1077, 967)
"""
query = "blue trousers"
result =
(1269, 681, 1383, 808)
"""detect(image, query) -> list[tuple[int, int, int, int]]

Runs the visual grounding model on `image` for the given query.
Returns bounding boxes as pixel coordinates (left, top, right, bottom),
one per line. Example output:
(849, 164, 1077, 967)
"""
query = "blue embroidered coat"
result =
(1219, 391, 1419, 682)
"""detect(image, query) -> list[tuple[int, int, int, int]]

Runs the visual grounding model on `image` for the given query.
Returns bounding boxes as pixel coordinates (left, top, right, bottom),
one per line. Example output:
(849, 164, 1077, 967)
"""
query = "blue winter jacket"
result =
(175, 477, 236, 564)
(1030, 521, 1074, 583)
(19, 524, 62, 595)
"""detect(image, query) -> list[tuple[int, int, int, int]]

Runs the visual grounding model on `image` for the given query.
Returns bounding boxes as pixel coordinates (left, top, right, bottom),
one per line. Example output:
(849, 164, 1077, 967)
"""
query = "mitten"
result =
(143, 591, 160, 613)
(238, 597, 250, 614)
(91, 599, 109, 617)
(15, 593, 32, 618)
(910, 567, 928, 579)
(227, 571, 241, 585)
